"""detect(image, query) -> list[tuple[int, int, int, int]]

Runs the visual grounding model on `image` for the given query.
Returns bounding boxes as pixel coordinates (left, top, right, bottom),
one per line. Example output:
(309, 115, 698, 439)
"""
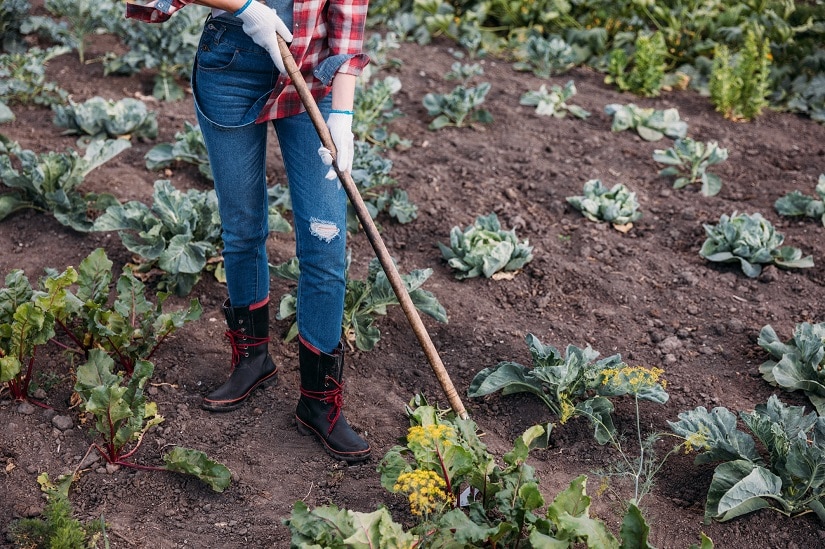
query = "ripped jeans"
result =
(193, 16, 346, 353)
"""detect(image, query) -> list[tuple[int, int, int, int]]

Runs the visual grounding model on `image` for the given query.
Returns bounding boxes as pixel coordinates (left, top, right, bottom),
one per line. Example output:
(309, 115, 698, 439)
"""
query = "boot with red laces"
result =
(202, 299, 278, 412)
(295, 336, 370, 462)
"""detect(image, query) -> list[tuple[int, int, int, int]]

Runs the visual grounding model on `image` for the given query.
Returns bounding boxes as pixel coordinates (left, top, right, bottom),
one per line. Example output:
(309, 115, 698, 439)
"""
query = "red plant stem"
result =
(53, 318, 86, 352)
(145, 331, 170, 362)
(435, 444, 455, 507)
(21, 350, 36, 397)
(106, 336, 133, 375)
(107, 408, 119, 462)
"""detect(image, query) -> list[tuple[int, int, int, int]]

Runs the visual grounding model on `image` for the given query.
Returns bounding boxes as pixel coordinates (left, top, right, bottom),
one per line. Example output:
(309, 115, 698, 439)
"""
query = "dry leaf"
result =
(491, 271, 518, 280)
(613, 222, 633, 233)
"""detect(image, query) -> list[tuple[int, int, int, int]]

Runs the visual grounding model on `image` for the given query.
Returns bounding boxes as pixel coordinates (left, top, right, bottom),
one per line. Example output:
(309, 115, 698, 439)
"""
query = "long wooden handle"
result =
(276, 36, 468, 419)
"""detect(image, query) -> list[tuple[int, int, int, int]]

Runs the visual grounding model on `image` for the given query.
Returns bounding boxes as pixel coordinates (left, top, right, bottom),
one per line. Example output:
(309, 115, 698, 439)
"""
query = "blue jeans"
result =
(192, 16, 347, 353)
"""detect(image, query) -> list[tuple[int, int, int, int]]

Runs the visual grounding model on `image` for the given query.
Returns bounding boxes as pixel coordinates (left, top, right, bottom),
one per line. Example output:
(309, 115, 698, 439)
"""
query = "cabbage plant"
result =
(669, 395, 825, 523)
(566, 179, 641, 226)
(519, 80, 590, 119)
(699, 212, 813, 278)
(774, 174, 825, 226)
(604, 103, 687, 141)
(438, 213, 533, 279)
(53, 96, 158, 141)
(652, 137, 728, 197)
(758, 321, 825, 415)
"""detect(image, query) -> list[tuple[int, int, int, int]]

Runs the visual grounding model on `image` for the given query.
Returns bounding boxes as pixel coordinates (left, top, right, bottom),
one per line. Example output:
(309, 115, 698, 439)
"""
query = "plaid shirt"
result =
(126, 0, 369, 120)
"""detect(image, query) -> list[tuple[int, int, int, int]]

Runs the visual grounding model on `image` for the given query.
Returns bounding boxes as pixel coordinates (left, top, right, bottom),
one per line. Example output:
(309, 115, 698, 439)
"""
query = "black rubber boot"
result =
(295, 337, 371, 463)
(202, 299, 278, 412)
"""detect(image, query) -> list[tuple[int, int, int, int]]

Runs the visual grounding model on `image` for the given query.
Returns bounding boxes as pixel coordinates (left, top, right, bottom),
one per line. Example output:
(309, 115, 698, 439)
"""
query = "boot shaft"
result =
(223, 299, 271, 340)
(298, 336, 344, 390)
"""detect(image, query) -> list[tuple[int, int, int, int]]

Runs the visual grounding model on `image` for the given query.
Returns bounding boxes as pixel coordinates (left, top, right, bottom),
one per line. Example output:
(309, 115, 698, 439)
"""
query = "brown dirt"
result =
(2, 24, 825, 549)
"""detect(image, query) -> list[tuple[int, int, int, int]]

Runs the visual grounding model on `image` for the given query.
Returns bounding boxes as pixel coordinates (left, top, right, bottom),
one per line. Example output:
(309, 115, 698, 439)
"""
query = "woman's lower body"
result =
(191, 15, 369, 462)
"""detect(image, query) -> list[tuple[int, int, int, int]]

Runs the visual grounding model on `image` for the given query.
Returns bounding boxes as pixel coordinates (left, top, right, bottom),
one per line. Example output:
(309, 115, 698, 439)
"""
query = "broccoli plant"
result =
(144, 121, 211, 179)
(0, 46, 70, 119)
(699, 212, 813, 277)
(774, 174, 825, 226)
(444, 61, 484, 83)
(53, 96, 158, 141)
(271, 254, 447, 351)
(652, 137, 728, 197)
(438, 213, 533, 280)
(0, 135, 128, 230)
(423, 83, 493, 129)
(43, 0, 120, 63)
(604, 103, 688, 141)
(669, 395, 825, 523)
(0, 0, 31, 54)
(519, 80, 590, 119)
(758, 321, 825, 415)
(513, 34, 577, 78)
(567, 179, 642, 227)
(353, 76, 409, 149)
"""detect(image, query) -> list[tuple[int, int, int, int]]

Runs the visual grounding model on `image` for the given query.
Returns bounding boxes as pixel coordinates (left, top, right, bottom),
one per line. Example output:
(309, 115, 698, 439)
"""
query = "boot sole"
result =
(201, 370, 278, 412)
(296, 417, 371, 463)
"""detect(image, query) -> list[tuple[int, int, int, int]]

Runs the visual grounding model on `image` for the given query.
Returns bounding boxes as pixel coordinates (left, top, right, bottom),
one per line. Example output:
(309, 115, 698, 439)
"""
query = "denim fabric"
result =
(192, 17, 347, 353)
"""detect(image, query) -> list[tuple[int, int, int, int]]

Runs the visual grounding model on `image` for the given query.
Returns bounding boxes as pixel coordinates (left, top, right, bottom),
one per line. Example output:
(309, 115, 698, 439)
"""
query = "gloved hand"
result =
(235, 1, 293, 75)
(318, 111, 354, 180)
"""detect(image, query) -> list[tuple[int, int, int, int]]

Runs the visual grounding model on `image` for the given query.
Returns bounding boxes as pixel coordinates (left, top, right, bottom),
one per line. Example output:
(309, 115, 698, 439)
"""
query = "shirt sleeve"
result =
(325, 0, 370, 76)
(125, 0, 198, 23)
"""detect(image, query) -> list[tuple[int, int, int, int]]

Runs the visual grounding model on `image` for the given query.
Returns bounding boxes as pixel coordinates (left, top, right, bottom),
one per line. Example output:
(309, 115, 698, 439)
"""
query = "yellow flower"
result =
(601, 365, 666, 394)
(684, 431, 710, 454)
(393, 470, 453, 516)
(559, 399, 575, 424)
(407, 424, 457, 449)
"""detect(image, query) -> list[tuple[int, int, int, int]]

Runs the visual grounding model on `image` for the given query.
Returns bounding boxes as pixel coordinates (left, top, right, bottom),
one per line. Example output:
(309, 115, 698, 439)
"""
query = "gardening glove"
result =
(318, 111, 354, 180)
(235, 1, 293, 75)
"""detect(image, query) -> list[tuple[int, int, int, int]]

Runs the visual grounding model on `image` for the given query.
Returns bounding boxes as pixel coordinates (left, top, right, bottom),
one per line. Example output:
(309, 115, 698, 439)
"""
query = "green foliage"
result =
(652, 137, 728, 197)
(444, 61, 484, 83)
(163, 447, 232, 493)
(437, 212, 533, 279)
(567, 179, 642, 226)
(103, 6, 207, 101)
(43, 0, 119, 63)
(0, 270, 54, 401)
(604, 103, 688, 141)
(758, 321, 825, 415)
(348, 140, 417, 231)
(513, 34, 577, 78)
(423, 82, 493, 129)
(469, 334, 668, 445)
(775, 174, 825, 225)
(9, 473, 105, 549)
(0, 0, 31, 54)
(53, 96, 158, 141)
(0, 45, 70, 119)
(0, 135, 127, 230)
(699, 211, 814, 278)
(353, 75, 410, 149)
(605, 31, 667, 97)
(669, 395, 825, 523)
(145, 121, 211, 180)
(38, 248, 202, 376)
(272, 254, 447, 351)
(519, 80, 590, 119)
(709, 26, 771, 121)
(92, 180, 246, 296)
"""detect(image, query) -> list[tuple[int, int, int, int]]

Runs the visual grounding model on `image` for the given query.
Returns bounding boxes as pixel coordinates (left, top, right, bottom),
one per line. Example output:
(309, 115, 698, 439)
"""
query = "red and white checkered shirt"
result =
(126, 0, 369, 121)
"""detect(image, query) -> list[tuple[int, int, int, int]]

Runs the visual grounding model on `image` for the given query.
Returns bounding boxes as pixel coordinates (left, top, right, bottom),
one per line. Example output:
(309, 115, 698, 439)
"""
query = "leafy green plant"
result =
(9, 473, 105, 548)
(758, 321, 825, 415)
(604, 103, 688, 141)
(669, 395, 825, 523)
(444, 61, 484, 83)
(287, 398, 712, 548)
(469, 334, 668, 445)
(775, 174, 825, 225)
(605, 31, 667, 97)
(0, 45, 69, 119)
(53, 96, 158, 141)
(103, 6, 207, 101)
(73, 348, 231, 491)
(0, 0, 31, 54)
(513, 34, 577, 78)
(91, 180, 225, 296)
(271, 254, 447, 351)
(699, 211, 814, 278)
(0, 270, 54, 403)
(652, 137, 728, 197)
(422, 82, 493, 129)
(0, 135, 128, 230)
(38, 248, 202, 376)
(567, 179, 642, 226)
(520, 80, 590, 119)
(709, 26, 771, 121)
(437, 212, 533, 280)
(353, 75, 409, 149)
(347, 140, 417, 232)
(43, 0, 119, 63)
(144, 121, 211, 180)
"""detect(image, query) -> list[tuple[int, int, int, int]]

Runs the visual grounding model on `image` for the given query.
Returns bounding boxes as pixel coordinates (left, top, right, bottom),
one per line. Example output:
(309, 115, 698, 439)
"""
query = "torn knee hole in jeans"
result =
(309, 217, 340, 243)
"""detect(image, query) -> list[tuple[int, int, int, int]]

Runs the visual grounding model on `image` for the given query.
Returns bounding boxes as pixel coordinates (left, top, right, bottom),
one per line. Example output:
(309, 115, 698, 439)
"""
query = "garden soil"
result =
(3, 21, 825, 549)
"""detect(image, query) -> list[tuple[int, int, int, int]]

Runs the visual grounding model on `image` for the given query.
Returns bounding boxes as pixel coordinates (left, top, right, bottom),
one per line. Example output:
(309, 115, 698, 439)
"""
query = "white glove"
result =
(235, 1, 293, 74)
(318, 112, 354, 180)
